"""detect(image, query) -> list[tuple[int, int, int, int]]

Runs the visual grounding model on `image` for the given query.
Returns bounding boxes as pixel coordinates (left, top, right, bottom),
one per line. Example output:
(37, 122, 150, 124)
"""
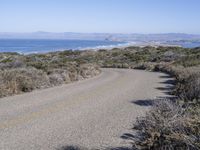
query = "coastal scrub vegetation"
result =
(0, 51, 101, 98)
(0, 46, 200, 149)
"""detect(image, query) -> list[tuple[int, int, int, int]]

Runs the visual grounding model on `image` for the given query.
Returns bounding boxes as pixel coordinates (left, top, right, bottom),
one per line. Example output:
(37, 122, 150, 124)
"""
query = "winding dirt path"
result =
(0, 68, 173, 150)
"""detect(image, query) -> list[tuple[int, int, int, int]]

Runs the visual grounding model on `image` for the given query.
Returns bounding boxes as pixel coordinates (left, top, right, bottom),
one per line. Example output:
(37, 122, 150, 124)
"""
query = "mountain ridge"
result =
(0, 32, 200, 42)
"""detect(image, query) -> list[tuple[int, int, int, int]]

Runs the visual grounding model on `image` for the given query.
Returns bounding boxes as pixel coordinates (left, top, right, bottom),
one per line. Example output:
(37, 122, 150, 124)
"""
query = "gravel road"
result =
(0, 68, 173, 150)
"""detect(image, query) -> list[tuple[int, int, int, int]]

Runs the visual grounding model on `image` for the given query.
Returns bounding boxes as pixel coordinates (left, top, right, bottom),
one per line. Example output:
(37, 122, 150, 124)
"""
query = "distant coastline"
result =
(1, 32, 200, 54)
(0, 38, 199, 54)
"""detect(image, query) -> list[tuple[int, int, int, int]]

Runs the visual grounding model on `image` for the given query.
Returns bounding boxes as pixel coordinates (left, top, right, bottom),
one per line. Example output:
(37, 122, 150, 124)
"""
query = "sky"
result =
(0, 0, 200, 34)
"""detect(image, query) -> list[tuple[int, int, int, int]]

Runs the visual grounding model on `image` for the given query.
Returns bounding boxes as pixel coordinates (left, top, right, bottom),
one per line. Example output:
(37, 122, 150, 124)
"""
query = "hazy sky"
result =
(0, 0, 200, 33)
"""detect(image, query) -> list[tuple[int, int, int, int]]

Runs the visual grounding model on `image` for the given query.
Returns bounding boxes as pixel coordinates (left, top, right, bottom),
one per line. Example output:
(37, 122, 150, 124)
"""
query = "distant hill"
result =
(0, 32, 200, 42)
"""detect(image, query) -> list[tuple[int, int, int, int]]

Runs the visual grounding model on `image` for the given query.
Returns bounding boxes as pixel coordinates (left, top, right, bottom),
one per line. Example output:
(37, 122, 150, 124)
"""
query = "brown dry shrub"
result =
(134, 62, 157, 71)
(79, 63, 101, 78)
(0, 68, 50, 97)
(133, 100, 200, 150)
(48, 69, 71, 86)
(170, 67, 200, 102)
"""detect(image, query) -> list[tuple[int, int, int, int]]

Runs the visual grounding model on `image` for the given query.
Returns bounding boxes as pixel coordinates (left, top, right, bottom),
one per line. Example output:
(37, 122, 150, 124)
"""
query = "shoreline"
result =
(0, 42, 183, 55)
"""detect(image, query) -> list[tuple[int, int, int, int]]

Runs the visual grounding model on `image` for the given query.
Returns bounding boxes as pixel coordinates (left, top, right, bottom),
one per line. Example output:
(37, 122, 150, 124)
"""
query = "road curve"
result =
(0, 68, 173, 150)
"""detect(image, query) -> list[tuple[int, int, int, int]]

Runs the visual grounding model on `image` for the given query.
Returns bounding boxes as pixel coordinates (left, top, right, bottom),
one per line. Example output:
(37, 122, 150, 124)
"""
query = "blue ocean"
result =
(0, 39, 199, 54)
(0, 39, 127, 54)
